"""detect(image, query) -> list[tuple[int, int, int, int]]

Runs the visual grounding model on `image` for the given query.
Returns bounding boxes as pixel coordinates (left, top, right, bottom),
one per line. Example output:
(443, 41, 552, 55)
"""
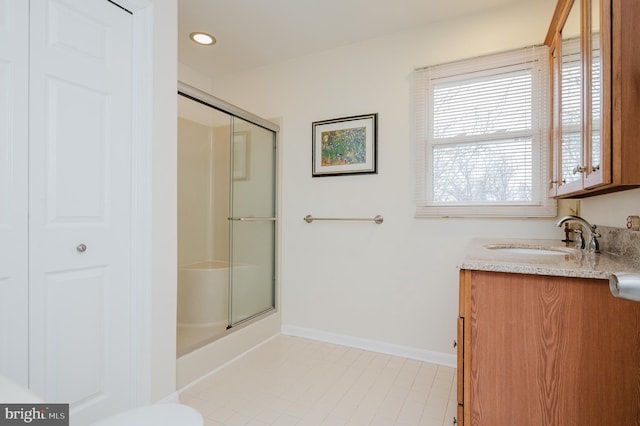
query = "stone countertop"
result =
(459, 238, 640, 280)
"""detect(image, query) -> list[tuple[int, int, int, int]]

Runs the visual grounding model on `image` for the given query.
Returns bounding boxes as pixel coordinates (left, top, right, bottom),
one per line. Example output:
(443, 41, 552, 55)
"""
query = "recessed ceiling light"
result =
(189, 32, 216, 46)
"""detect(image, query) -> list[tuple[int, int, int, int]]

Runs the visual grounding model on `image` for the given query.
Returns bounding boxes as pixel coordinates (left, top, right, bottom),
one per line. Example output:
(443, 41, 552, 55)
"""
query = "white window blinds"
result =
(414, 46, 556, 217)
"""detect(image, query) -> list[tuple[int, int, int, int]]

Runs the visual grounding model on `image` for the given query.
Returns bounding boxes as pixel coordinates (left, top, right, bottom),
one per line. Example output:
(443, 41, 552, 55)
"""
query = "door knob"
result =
(76, 244, 87, 253)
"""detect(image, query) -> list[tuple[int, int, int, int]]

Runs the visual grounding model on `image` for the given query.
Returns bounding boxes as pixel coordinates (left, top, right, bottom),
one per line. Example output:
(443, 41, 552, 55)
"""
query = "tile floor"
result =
(179, 335, 458, 426)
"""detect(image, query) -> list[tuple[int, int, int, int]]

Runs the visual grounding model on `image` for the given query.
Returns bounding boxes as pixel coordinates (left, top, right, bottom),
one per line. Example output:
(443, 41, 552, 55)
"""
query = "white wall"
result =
(177, 117, 214, 266)
(581, 188, 640, 228)
(149, 0, 178, 402)
(202, 1, 564, 361)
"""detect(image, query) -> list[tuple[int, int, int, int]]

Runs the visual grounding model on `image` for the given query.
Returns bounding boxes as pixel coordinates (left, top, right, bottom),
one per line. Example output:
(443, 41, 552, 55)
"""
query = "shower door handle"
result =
(228, 217, 277, 221)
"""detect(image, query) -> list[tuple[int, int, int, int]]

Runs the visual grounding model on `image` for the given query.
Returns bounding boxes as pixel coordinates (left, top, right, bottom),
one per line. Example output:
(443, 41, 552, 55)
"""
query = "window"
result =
(414, 47, 556, 217)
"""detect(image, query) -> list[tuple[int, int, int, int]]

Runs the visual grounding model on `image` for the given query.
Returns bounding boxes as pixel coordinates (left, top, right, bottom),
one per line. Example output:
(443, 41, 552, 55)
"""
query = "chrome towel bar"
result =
(228, 217, 277, 221)
(304, 214, 384, 224)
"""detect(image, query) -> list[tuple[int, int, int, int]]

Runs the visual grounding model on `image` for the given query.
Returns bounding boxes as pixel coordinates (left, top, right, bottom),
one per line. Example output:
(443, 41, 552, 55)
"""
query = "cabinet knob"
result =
(76, 243, 87, 253)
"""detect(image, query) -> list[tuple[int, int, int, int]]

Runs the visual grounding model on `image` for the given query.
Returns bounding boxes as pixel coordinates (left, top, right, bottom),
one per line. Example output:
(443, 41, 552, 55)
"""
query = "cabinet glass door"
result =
(549, 45, 560, 196)
(585, 0, 608, 188)
(589, 0, 601, 173)
(228, 117, 276, 326)
(558, 0, 582, 193)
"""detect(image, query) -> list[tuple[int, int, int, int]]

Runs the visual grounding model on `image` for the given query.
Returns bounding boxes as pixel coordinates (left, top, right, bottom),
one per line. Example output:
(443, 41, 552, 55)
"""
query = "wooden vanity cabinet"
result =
(457, 269, 640, 426)
(546, 0, 640, 198)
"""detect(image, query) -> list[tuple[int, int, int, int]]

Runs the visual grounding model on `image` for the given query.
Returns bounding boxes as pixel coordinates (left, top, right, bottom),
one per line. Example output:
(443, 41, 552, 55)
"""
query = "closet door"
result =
(28, 0, 134, 423)
(0, 0, 29, 387)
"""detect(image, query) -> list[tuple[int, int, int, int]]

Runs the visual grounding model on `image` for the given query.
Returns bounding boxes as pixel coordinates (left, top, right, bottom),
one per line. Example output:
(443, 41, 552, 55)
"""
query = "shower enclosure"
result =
(176, 83, 277, 357)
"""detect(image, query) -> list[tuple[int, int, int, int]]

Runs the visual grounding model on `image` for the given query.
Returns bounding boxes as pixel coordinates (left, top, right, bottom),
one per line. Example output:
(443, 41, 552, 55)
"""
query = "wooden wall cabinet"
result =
(546, 0, 640, 198)
(457, 269, 640, 425)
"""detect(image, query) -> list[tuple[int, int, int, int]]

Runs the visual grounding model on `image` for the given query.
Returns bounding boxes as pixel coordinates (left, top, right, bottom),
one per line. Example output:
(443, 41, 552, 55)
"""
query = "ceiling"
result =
(178, 0, 540, 79)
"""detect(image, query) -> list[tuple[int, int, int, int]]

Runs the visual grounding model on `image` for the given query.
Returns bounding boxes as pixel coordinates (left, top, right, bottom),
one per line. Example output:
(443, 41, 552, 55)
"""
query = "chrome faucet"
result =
(556, 215, 601, 253)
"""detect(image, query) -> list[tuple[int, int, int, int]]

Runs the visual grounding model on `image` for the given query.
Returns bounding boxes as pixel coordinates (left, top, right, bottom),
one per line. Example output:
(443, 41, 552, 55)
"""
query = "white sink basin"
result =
(485, 245, 571, 255)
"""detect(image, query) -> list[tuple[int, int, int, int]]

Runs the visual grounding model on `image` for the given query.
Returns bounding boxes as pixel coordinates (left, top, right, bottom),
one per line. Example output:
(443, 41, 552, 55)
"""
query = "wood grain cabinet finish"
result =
(545, 0, 640, 198)
(457, 269, 640, 426)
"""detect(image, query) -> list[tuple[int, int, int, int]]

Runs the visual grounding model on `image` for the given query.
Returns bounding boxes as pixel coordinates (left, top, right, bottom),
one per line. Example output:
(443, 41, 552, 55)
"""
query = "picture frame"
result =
(312, 113, 378, 177)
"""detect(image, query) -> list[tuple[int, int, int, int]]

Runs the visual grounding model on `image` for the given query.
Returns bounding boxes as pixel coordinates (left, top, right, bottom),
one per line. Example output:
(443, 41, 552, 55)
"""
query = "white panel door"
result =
(0, 0, 29, 387)
(28, 0, 133, 424)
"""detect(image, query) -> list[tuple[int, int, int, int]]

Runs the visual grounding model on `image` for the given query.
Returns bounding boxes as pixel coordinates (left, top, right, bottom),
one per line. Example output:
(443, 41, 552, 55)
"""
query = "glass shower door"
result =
(228, 117, 276, 326)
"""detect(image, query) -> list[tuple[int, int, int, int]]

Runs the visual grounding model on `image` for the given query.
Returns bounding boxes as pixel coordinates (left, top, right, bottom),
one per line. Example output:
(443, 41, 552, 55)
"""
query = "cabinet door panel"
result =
(547, 0, 640, 197)
(549, 45, 560, 197)
(457, 317, 464, 406)
(468, 271, 640, 425)
(557, 0, 584, 195)
(584, 0, 610, 188)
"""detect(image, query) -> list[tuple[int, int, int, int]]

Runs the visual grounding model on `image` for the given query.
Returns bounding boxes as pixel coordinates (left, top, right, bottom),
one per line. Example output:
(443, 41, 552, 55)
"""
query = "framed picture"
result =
(312, 113, 378, 177)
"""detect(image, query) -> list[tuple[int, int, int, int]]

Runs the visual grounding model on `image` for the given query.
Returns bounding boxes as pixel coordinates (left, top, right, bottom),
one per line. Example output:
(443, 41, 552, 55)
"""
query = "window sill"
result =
(415, 203, 557, 218)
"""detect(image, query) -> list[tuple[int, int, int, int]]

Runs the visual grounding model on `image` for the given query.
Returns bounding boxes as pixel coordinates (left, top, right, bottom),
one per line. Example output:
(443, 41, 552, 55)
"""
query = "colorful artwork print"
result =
(321, 127, 366, 166)
(312, 113, 377, 176)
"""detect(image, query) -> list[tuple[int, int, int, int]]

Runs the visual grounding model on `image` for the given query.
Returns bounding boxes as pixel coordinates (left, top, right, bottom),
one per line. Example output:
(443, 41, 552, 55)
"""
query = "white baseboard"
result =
(281, 324, 456, 368)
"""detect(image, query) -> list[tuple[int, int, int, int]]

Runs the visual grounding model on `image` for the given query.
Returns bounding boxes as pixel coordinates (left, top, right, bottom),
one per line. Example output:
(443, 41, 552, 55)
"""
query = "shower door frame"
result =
(177, 81, 279, 331)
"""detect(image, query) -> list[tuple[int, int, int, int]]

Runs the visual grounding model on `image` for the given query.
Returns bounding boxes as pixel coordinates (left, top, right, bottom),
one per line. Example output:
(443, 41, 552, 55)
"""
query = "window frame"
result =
(414, 46, 557, 218)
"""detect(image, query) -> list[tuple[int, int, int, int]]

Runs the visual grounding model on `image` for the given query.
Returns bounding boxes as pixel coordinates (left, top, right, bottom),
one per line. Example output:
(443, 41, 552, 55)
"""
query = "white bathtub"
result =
(177, 260, 229, 326)
(177, 261, 230, 356)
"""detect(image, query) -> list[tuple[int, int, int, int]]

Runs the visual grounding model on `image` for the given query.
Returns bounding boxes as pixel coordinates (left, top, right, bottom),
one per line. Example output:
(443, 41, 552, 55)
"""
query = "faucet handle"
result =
(574, 229, 585, 250)
(589, 233, 601, 253)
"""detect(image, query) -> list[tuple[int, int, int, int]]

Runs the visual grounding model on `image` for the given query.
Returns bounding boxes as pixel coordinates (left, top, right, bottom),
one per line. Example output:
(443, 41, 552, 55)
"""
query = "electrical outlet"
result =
(626, 215, 640, 231)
